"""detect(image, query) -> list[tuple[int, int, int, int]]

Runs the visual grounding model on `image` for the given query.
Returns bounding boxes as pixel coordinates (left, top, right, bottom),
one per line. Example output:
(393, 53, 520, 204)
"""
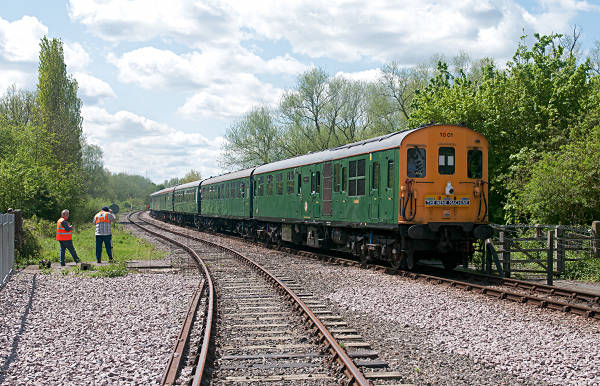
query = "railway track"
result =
(129, 212, 407, 385)
(148, 212, 600, 323)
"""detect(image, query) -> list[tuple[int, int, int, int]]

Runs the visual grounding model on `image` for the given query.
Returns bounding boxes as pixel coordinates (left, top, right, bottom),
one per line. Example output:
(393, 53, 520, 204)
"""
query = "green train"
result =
(150, 124, 493, 269)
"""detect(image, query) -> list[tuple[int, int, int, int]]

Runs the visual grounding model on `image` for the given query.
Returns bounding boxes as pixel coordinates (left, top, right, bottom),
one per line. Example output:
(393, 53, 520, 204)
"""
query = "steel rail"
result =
(139, 213, 370, 386)
(460, 271, 600, 305)
(278, 247, 600, 321)
(127, 212, 215, 386)
(392, 270, 600, 320)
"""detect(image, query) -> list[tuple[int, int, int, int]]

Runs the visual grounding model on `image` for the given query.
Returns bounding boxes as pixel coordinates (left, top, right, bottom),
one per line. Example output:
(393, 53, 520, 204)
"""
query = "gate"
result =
(1, 213, 15, 288)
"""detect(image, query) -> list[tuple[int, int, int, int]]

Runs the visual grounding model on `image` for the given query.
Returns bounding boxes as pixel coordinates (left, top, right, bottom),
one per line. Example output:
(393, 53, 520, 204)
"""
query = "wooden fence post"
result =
(555, 225, 565, 275)
(593, 221, 599, 259)
(499, 231, 510, 278)
(547, 231, 554, 286)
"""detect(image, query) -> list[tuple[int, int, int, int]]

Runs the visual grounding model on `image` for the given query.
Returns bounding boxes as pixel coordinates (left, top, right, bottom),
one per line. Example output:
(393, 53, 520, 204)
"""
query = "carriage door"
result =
(369, 154, 380, 220)
(322, 162, 332, 217)
(310, 168, 321, 218)
(381, 154, 396, 222)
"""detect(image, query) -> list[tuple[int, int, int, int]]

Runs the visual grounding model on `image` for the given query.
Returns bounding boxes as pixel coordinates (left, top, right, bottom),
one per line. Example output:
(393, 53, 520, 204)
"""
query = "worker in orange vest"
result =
(56, 209, 80, 266)
(94, 206, 116, 263)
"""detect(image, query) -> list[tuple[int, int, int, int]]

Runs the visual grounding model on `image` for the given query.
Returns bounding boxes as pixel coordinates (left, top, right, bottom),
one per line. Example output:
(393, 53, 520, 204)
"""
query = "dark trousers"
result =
(96, 235, 113, 262)
(59, 240, 80, 265)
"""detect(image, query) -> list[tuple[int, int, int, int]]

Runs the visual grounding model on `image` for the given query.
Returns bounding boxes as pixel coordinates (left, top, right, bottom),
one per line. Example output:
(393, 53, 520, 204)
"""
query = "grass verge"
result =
(17, 216, 166, 277)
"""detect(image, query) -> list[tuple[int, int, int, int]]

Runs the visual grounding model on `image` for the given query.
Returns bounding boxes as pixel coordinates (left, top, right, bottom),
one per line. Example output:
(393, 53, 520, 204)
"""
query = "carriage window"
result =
(407, 147, 426, 178)
(276, 173, 283, 195)
(287, 172, 294, 194)
(348, 159, 366, 196)
(258, 176, 264, 196)
(387, 160, 394, 189)
(240, 182, 245, 198)
(267, 175, 273, 195)
(372, 162, 380, 190)
(315, 171, 321, 194)
(334, 164, 340, 192)
(468, 149, 483, 178)
(342, 167, 347, 192)
(297, 174, 302, 195)
(438, 147, 455, 175)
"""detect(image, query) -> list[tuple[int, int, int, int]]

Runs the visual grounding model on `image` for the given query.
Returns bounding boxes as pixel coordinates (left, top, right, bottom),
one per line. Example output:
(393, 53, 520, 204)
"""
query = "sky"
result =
(1, 0, 599, 183)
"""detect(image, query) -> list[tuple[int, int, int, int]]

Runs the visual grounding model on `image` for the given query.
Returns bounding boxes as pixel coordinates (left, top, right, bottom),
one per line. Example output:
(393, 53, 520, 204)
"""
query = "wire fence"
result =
(476, 223, 599, 284)
(0, 213, 15, 289)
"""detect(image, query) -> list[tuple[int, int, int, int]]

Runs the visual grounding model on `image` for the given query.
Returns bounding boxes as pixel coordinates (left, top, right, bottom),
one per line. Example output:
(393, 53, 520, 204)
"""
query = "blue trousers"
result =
(59, 240, 80, 265)
(96, 235, 113, 262)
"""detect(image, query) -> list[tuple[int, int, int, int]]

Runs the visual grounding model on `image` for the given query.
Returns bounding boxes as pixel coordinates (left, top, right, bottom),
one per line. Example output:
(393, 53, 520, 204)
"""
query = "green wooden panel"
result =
(202, 177, 250, 218)
(252, 148, 398, 225)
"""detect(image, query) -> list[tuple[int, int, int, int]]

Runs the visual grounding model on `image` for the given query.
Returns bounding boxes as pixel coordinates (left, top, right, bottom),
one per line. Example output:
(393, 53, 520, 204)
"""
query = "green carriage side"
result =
(150, 186, 175, 212)
(252, 133, 401, 228)
(173, 180, 201, 214)
(200, 168, 253, 219)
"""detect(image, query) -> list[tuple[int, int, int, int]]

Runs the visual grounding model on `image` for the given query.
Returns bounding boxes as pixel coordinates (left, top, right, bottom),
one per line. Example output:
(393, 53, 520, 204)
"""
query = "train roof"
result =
(150, 186, 175, 196)
(253, 126, 424, 174)
(201, 167, 255, 185)
(174, 180, 202, 190)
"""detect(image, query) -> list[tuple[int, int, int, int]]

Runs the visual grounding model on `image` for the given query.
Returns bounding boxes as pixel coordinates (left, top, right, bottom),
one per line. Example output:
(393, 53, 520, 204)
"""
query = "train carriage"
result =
(251, 124, 490, 268)
(150, 186, 175, 220)
(172, 180, 201, 225)
(200, 169, 253, 232)
(151, 124, 492, 270)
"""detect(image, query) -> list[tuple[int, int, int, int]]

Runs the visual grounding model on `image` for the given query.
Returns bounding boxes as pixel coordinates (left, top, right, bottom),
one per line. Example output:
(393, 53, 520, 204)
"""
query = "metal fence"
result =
(1, 213, 15, 288)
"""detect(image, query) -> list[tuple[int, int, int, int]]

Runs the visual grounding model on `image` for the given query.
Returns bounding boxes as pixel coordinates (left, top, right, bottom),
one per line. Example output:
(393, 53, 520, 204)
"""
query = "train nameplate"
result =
(424, 195, 470, 207)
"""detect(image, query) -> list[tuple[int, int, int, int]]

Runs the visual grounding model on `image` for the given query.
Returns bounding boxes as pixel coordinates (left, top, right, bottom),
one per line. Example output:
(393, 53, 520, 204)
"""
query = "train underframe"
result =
(151, 210, 492, 270)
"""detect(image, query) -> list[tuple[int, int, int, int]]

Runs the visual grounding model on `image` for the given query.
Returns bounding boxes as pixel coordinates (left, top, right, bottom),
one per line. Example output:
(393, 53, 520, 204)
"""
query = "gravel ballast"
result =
(167, 223, 600, 386)
(0, 271, 199, 384)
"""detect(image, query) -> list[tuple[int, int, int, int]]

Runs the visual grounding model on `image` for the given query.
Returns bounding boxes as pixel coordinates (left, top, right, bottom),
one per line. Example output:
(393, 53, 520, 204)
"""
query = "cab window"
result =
(468, 149, 483, 178)
(438, 147, 455, 175)
(407, 147, 426, 177)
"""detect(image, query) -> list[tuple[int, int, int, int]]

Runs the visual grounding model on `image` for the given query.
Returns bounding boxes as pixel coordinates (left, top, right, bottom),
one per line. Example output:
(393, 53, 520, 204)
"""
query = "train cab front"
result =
(399, 124, 493, 269)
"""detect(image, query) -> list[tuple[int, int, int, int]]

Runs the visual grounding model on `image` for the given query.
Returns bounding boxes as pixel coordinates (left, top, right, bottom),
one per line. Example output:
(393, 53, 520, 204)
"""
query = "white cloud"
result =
(0, 16, 47, 63)
(108, 46, 306, 89)
(108, 45, 305, 118)
(69, 0, 598, 65)
(178, 73, 284, 118)
(73, 72, 116, 104)
(0, 70, 34, 94)
(64, 41, 90, 70)
(335, 69, 383, 83)
(82, 106, 223, 182)
(68, 0, 238, 48)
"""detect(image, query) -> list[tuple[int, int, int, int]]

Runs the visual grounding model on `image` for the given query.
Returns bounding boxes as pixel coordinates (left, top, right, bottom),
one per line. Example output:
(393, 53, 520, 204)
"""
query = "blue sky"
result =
(1, 0, 599, 183)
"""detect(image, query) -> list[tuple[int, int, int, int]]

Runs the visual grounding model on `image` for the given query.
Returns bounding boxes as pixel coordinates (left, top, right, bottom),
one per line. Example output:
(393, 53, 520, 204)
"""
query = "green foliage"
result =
(181, 169, 202, 184)
(220, 106, 283, 169)
(16, 217, 166, 271)
(37, 36, 83, 168)
(89, 261, 128, 278)
(409, 34, 594, 223)
(562, 258, 600, 282)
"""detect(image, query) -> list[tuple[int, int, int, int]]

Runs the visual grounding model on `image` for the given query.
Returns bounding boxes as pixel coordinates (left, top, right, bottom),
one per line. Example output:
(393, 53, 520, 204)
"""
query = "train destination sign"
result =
(424, 195, 471, 207)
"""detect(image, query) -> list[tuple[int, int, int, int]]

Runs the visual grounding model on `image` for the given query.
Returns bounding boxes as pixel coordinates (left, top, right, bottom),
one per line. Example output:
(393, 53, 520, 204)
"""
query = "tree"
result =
(0, 85, 37, 127)
(37, 36, 83, 167)
(181, 169, 202, 183)
(219, 106, 283, 170)
(279, 68, 374, 157)
(81, 143, 110, 198)
(408, 34, 593, 222)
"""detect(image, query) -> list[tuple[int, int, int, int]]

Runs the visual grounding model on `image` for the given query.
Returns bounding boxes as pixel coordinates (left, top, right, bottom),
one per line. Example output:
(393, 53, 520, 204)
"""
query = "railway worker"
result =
(56, 209, 80, 266)
(94, 206, 116, 263)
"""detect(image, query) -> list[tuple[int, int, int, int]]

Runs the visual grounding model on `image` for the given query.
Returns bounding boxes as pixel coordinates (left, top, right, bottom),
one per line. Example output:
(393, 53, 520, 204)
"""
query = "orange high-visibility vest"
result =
(95, 211, 111, 224)
(56, 218, 72, 241)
